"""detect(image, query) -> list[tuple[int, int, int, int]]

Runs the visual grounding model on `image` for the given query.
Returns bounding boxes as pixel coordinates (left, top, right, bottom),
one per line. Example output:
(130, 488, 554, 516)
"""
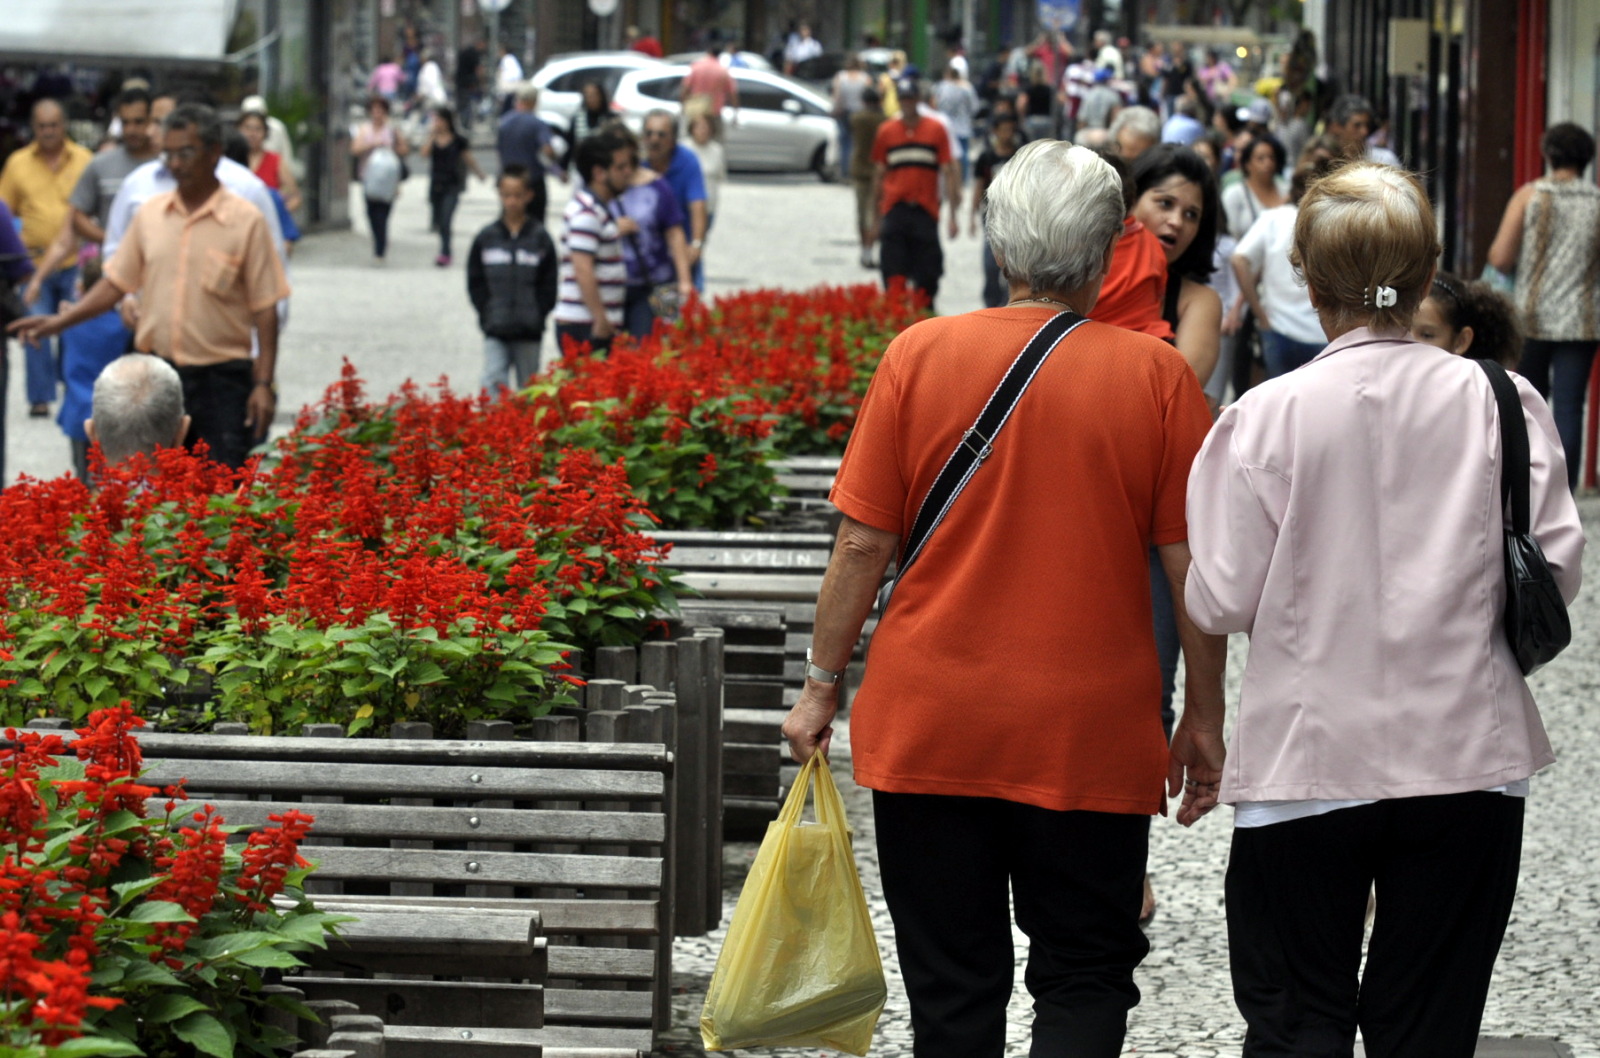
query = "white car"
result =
(612, 66, 839, 180)
(529, 51, 663, 132)
(664, 51, 775, 73)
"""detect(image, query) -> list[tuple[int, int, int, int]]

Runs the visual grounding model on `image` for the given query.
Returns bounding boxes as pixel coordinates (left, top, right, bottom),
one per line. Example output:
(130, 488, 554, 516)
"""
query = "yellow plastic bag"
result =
(700, 754, 887, 1054)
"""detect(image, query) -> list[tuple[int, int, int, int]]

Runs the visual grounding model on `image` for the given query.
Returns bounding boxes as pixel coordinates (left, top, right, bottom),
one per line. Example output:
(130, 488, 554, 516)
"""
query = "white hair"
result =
(1108, 105, 1160, 145)
(515, 81, 540, 105)
(983, 140, 1125, 294)
(91, 354, 186, 465)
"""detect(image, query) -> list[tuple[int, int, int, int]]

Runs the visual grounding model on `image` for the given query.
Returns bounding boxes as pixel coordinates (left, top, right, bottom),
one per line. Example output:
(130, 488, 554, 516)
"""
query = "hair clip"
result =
(1366, 284, 1398, 309)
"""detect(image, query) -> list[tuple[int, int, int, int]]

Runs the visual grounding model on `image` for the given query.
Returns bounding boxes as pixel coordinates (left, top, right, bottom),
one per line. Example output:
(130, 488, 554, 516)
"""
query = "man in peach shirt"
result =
(10, 104, 289, 469)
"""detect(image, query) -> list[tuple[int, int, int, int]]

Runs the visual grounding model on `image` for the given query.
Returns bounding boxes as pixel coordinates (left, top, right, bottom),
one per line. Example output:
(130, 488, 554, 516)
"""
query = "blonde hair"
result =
(1291, 161, 1440, 334)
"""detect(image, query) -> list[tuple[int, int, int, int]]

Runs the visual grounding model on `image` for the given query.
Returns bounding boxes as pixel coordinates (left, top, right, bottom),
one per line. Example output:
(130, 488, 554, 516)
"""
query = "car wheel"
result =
(812, 144, 839, 183)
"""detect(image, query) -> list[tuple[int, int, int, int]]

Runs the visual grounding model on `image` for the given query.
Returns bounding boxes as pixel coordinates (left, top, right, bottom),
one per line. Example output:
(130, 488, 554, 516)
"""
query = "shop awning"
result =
(0, 0, 240, 63)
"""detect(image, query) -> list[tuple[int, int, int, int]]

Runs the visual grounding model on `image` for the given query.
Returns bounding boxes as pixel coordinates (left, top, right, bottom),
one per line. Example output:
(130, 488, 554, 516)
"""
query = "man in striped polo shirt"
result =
(868, 75, 960, 309)
(554, 132, 635, 357)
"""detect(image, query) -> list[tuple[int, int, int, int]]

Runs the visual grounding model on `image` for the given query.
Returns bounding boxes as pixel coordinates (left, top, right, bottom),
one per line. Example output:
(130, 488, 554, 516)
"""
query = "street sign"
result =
(1037, 0, 1080, 33)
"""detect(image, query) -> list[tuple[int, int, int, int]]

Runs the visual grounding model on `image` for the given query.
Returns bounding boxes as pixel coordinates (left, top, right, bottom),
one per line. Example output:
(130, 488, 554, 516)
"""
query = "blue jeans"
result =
(957, 134, 971, 182)
(1517, 339, 1597, 491)
(481, 336, 541, 395)
(25, 266, 77, 406)
(1261, 329, 1323, 379)
(1149, 548, 1178, 741)
(623, 284, 658, 339)
(837, 115, 852, 175)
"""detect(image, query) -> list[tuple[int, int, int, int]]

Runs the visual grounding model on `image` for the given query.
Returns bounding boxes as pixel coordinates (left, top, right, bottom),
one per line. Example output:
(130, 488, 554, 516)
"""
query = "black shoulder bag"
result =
(1478, 359, 1572, 675)
(878, 309, 1089, 612)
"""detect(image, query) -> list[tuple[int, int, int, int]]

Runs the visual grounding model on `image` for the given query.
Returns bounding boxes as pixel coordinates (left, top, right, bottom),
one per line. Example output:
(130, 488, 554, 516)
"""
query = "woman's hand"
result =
(1168, 714, 1226, 827)
(782, 681, 839, 764)
(614, 216, 640, 237)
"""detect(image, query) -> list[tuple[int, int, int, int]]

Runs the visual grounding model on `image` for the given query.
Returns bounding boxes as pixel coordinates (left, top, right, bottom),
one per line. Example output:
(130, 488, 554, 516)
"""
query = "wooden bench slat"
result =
(304, 848, 661, 890)
(303, 896, 659, 936)
(304, 947, 545, 981)
(650, 530, 833, 546)
(547, 946, 656, 980)
(123, 733, 670, 771)
(194, 801, 665, 845)
(675, 572, 824, 601)
(329, 911, 538, 951)
(292, 978, 543, 1029)
(771, 456, 842, 472)
(543, 988, 653, 1026)
(663, 547, 830, 570)
(142, 760, 665, 800)
(382, 1023, 654, 1052)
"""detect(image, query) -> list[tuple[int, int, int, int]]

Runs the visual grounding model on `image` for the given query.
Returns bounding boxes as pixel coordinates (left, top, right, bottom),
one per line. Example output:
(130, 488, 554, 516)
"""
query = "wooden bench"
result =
(122, 729, 673, 1056)
(770, 455, 843, 532)
(651, 524, 881, 834)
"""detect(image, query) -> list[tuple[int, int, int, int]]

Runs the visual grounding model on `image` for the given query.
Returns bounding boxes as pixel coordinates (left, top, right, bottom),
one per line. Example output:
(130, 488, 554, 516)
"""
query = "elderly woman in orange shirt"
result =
(782, 139, 1227, 1058)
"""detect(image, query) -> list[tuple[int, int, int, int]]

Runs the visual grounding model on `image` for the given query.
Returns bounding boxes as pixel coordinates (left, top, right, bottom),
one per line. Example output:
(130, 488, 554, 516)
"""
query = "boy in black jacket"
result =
(467, 165, 558, 395)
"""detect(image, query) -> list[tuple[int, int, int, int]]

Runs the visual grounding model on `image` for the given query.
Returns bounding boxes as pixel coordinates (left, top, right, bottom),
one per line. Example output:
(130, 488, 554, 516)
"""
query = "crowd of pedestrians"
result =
(0, 21, 1598, 1058)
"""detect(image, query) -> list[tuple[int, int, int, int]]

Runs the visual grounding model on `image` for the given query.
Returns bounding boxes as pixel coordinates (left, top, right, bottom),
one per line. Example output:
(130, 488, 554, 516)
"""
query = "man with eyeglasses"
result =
(102, 94, 284, 263)
(0, 98, 94, 417)
(639, 110, 708, 289)
(9, 105, 290, 471)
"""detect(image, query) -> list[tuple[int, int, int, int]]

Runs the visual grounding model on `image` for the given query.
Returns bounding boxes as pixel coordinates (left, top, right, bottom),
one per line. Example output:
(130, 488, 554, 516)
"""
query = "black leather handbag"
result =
(1479, 359, 1572, 675)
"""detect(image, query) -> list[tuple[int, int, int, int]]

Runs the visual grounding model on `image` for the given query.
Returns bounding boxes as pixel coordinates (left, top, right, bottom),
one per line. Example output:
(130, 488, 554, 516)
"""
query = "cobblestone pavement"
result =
(3, 166, 1594, 1057)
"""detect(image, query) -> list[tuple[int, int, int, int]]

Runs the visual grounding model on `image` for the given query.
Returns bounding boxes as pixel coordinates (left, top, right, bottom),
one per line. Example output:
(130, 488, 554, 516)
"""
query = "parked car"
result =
(612, 66, 839, 180)
(664, 51, 775, 73)
(529, 51, 663, 130)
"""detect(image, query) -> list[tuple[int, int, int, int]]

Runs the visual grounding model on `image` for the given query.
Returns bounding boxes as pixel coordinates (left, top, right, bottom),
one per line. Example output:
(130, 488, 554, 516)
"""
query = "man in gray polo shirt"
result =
(25, 87, 163, 302)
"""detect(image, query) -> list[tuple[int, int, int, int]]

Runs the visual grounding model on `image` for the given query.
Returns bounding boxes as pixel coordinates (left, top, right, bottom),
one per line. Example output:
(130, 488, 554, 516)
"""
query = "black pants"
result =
(430, 190, 460, 257)
(873, 791, 1149, 1058)
(365, 195, 393, 258)
(554, 320, 611, 359)
(879, 201, 943, 307)
(176, 358, 255, 469)
(1227, 792, 1524, 1058)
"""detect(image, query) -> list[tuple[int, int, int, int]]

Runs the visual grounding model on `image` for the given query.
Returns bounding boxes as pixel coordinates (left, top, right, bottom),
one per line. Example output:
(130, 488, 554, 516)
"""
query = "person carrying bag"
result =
(701, 754, 886, 1055)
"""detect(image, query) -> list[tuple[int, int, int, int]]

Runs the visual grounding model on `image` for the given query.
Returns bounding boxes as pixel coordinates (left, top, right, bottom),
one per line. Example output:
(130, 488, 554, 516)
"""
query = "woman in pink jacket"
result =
(1184, 163, 1584, 1057)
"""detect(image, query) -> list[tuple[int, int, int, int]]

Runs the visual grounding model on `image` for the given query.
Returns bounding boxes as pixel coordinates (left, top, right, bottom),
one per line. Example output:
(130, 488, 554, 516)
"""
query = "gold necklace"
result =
(1007, 295, 1074, 310)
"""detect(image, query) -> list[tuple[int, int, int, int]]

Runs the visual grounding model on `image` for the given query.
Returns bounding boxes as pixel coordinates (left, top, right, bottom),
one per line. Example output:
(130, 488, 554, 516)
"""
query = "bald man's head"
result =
(31, 98, 65, 152)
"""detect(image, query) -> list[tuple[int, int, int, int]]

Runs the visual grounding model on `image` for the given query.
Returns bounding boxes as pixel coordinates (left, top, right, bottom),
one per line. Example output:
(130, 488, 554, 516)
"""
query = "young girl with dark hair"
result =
(1411, 271, 1522, 369)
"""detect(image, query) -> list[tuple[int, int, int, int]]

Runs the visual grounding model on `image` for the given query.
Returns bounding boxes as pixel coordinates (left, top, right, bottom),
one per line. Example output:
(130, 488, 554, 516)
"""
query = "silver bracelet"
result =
(804, 647, 843, 686)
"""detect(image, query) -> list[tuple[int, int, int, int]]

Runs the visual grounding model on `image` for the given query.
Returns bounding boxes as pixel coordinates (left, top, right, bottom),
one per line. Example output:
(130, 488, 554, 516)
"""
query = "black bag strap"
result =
(891, 309, 1089, 592)
(1478, 359, 1531, 535)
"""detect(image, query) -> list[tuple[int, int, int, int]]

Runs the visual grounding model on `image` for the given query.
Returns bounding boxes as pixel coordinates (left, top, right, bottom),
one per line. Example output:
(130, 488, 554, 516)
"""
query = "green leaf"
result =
(126, 900, 195, 924)
(112, 876, 165, 906)
(262, 991, 322, 1023)
(119, 959, 183, 988)
(142, 993, 210, 1025)
(83, 674, 112, 701)
(172, 1010, 234, 1058)
(233, 945, 305, 968)
(408, 661, 447, 685)
(46, 1036, 145, 1058)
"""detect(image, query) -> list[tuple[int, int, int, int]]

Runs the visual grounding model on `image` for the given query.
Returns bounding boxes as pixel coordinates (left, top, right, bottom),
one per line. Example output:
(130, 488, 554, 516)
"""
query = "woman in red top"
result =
(239, 111, 302, 213)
